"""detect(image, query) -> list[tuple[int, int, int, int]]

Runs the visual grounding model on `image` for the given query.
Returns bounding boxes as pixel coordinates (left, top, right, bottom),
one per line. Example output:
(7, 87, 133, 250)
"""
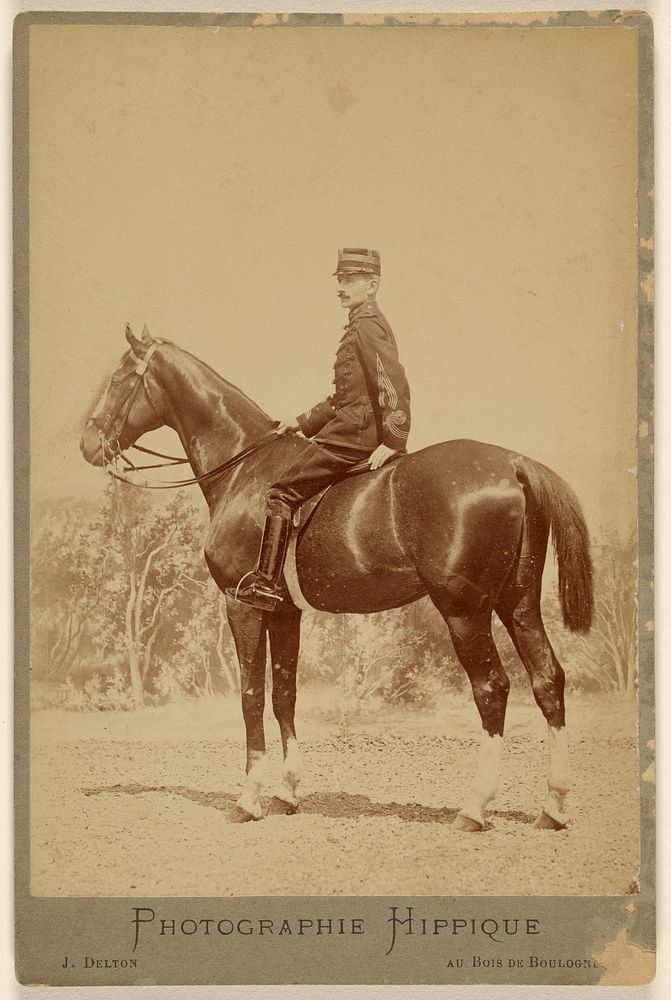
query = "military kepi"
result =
(333, 248, 381, 276)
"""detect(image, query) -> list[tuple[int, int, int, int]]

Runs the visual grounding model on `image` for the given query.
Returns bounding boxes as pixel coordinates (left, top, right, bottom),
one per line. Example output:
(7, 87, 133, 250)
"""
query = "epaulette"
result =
(351, 311, 389, 337)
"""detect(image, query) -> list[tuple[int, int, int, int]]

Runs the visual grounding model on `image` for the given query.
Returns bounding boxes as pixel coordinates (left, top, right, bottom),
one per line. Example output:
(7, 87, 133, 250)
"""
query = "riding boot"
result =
(227, 500, 292, 611)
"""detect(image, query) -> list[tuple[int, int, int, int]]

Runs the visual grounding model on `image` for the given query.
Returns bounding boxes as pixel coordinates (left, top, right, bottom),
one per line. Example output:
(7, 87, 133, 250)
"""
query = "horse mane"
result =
(160, 339, 273, 422)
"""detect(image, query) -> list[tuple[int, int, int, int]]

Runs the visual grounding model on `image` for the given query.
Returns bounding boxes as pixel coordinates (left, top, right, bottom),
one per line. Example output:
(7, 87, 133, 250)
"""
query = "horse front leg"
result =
(225, 596, 270, 821)
(266, 600, 303, 816)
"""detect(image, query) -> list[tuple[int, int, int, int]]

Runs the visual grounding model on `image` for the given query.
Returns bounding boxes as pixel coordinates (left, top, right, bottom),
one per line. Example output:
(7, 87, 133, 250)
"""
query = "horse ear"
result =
(141, 324, 153, 344)
(125, 323, 143, 352)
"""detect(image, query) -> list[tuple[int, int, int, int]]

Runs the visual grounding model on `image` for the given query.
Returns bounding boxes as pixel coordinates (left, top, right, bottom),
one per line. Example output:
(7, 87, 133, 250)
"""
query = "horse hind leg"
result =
(266, 600, 303, 816)
(430, 585, 510, 831)
(496, 589, 569, 830)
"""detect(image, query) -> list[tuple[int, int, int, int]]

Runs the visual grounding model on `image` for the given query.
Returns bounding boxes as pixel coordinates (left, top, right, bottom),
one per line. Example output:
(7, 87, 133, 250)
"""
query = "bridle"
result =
(91, 340, 164, 453)
(93, 338, 281, 490)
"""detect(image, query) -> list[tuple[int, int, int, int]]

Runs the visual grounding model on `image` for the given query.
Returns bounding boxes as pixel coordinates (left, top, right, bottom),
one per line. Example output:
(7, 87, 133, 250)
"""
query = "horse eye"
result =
(111, 378, 118, 387)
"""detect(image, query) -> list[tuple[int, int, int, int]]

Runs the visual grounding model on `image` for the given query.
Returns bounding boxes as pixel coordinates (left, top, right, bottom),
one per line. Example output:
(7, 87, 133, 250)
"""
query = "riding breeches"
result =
(267, 441, 366, 513)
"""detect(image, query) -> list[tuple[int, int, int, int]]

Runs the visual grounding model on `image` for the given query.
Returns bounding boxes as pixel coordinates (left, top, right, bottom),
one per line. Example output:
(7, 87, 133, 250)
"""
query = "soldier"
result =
(229, 248, 411, 610)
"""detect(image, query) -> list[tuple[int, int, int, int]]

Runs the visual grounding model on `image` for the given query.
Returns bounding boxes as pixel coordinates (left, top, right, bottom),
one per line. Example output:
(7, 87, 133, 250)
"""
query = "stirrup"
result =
(227, 572, 284, 611)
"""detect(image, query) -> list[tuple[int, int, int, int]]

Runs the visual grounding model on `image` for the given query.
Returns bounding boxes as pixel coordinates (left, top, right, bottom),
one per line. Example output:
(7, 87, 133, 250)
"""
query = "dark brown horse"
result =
(80, 326, 593, 830)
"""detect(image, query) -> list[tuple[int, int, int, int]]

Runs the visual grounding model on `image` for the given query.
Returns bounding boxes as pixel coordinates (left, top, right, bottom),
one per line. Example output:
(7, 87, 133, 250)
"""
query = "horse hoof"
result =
(266, 797, 299, 817)
(534, 810, 568, 831)
(453, 812, 484, 832)
(229, 805, 262, 823)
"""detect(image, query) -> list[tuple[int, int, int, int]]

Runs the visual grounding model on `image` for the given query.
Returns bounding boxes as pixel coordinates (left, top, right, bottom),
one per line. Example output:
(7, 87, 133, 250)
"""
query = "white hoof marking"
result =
(274, 737, 302, 806)
(544, 725, 570, 824)
(237, 753, 268, 819)
(459, 731, 502, 826)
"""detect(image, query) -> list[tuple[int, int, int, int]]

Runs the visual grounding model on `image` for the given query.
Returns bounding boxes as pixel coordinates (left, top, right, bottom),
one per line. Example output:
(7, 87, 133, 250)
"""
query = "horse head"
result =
(80, 324, 165, 467)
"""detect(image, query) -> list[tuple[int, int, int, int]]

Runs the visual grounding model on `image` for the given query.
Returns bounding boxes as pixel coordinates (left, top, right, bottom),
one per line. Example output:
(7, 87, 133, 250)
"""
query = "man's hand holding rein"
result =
(275, 418, 300, 436)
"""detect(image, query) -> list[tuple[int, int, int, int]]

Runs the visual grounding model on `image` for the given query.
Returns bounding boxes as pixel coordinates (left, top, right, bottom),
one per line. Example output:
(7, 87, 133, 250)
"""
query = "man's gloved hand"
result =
(275, 416, 300, 435)
(368, 443, 398, 470)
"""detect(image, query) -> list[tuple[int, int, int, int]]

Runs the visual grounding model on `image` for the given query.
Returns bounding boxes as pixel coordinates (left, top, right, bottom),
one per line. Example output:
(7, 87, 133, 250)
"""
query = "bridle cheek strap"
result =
(138, 362, 165, 426)
(129, 340, 161, 376)
(98, 339, 164, 443)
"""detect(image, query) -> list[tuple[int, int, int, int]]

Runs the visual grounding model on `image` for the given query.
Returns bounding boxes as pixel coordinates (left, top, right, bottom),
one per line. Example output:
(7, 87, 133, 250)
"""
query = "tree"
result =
(577, 529, 638, 698)
(155, 589, 240, 700)
(31, 503, 111, 679)
(32, 484, 231, 709)
(99, 483, 210, 707)
(299, 611, 429, 727)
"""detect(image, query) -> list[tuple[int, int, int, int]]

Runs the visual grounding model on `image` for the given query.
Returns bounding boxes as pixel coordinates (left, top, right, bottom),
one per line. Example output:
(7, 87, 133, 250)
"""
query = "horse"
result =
(80, 325, 593, 831)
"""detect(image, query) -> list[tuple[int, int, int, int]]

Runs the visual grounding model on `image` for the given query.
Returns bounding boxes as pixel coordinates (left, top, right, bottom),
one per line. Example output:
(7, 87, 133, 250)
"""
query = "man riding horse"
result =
(229, 248, 411, 611)
(82, 276, 592, 828)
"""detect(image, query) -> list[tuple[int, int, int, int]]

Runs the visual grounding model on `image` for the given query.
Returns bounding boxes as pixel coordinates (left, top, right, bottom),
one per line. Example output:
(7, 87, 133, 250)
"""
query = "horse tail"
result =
(514, 457, 593, 633)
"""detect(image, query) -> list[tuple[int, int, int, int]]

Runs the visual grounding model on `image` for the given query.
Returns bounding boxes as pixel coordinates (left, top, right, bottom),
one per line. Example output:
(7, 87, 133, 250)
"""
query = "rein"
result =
(129, 443, 189, 466)
(105, 428, 281, 490)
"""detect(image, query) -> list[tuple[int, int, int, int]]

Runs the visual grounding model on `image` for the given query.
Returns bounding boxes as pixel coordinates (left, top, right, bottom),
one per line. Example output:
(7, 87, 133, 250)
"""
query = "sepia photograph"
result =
(14, 9, 654, 987)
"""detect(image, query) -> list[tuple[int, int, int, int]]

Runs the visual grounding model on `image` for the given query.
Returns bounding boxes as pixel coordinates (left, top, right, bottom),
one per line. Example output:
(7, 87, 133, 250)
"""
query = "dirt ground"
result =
(30, 691, 641, 897)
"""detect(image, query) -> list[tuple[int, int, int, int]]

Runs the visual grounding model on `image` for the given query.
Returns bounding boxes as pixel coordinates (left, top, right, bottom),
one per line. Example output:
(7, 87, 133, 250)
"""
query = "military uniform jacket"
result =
(296, 300, 411, 453)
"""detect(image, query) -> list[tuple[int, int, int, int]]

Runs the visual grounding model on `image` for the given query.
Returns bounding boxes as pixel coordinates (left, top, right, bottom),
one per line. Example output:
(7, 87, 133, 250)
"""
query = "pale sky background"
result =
(28, 21, 639, 537)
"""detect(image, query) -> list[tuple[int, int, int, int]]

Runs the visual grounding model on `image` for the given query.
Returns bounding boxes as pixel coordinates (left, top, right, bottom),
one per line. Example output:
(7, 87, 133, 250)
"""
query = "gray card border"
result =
(13, 8, 655, 987)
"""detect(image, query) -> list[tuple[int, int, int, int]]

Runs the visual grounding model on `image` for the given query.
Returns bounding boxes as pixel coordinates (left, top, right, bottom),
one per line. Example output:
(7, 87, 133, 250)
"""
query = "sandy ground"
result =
(29, 692, 641, 897)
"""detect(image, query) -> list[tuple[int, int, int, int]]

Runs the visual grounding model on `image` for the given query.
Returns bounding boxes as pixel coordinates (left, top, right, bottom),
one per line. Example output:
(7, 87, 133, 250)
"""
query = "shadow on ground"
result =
(80, 783, 537, 827)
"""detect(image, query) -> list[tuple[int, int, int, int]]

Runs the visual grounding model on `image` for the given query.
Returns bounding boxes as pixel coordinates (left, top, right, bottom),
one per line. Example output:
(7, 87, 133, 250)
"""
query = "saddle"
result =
(291, 452, 402, 530)
(284, 453, 403, 611)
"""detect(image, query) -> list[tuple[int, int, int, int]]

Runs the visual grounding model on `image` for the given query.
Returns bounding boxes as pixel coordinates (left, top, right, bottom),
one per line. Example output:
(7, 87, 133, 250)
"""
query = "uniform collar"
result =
(346, 299, 379, 327)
